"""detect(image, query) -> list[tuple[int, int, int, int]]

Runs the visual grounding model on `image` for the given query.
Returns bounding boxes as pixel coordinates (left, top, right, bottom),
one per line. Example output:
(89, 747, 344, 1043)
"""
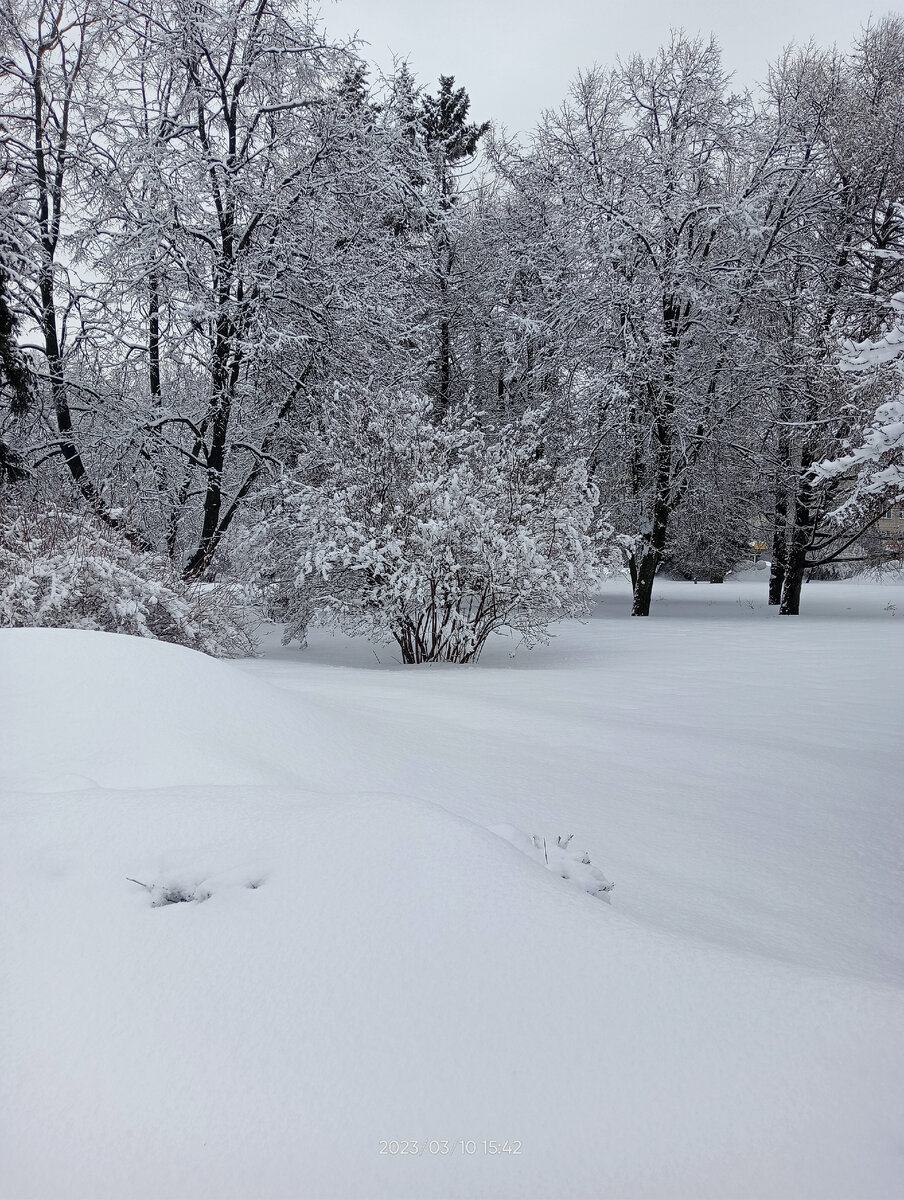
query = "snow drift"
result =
(0, 628, 342, 792)
(6, 782, 902, 1200)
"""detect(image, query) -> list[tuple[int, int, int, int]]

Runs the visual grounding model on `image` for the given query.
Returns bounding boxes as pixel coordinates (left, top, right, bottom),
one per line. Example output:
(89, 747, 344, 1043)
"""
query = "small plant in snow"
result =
(127, 868, 266, 905)
(261, 389, 615, 663)
(127, 877, 204, 907)
(0, 505, 256, 657)
(491, 824, 615, 901)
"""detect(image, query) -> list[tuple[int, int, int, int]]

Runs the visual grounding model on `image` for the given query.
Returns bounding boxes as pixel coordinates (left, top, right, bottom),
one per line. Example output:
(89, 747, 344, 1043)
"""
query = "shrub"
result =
(262, 390, 613, 662)
(0, 505, 256, 657)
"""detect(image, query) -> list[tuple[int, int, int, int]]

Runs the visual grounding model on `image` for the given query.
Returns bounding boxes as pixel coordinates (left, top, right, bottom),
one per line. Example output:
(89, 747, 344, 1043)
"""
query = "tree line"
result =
(1, 0, 903, 658)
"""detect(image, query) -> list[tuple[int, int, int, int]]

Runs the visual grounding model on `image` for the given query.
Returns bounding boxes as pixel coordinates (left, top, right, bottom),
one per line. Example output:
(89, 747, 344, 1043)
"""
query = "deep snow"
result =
(2, 573, 903, 1199)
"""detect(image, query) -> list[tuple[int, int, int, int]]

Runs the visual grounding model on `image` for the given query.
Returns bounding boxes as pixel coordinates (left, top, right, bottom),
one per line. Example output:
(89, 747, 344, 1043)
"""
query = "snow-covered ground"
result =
(2, 573, 903, 1200)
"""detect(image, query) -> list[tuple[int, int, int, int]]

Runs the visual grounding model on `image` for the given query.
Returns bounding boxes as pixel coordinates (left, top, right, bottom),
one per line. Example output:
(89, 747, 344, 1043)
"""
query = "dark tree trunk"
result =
(768, 426, 792, 605)
(182, 398, 229, 579)
(148, 269, 179, 557)
(435, 234, 453, 419)
(768, 486, 787, 606)
(779, 453, 815, 616)
(183, 249, 239, 578)
(39, 268, 108, 518)
(148, 271, 162, 399)
(631, 420, 672, 617)
(438, 313, 451, 414)
(631, 549, 659, 616)
(780, 553, 806, 615)
(768, 550, 785, 606)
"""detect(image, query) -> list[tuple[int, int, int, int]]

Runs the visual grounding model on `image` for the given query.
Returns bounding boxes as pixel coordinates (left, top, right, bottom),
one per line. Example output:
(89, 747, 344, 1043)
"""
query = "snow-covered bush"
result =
(262, 390, 613, 662)
(0, 505, 256, 657)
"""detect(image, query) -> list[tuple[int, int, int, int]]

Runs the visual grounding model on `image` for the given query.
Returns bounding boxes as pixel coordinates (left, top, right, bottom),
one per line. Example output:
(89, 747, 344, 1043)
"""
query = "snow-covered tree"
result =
(757, 19, 904, 611)
(0, 196, 33, 483)
(114, 0, 364, 578)
(814, 290, 904, 515)
(1, 0, 116, 516)
(507, 35, 777, 615)
(419, 75, 489, 416)
(260, 389, 612, 663)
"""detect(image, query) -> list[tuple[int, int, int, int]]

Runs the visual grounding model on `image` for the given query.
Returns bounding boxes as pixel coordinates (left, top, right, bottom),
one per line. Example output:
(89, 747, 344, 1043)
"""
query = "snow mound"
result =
(725, 559, 770, 582)
(0, 628, 345, 792)
(491, 823, 614, 899)
(4, 786, 901, 1200)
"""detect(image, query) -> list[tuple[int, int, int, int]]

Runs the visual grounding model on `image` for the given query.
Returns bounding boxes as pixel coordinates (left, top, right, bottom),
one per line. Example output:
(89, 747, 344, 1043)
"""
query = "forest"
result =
(2, 0, 903, 660)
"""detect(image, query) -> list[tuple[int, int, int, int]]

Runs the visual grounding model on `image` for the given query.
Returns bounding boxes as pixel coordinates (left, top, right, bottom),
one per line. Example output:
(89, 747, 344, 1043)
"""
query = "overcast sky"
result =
(321, 0, 886, 134)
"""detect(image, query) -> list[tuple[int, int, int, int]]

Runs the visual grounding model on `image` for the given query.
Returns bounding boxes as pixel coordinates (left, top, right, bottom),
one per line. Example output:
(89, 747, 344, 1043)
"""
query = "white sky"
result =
(320, 0, 887, 133)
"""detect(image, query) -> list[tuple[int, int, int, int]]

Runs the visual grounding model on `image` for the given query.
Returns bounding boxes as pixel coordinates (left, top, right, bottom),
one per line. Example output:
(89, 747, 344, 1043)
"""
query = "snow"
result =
(2, 574, 904, 1199)
(0, 629, 344, 793)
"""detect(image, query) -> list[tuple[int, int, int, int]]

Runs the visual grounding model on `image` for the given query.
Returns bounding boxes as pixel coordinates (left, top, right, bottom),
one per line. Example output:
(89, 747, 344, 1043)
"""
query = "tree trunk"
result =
(434, 233, 453, 419)
(780, 545, 806, 615)
(768, 488, 787, 605)
(148, 271, 161, 400)
(39, 268, 108, 518)
(438, 313, 451, 415)
(631, 549, 659, 616)
(182, 409, 226, 579)
(183, 258, 238, 579)
(769, 428, 791, 605)
(768, 552, 785, 605)
(631, 423, 672, 617)
(779, 454, 815, 616)
(627, 553, 638, 592)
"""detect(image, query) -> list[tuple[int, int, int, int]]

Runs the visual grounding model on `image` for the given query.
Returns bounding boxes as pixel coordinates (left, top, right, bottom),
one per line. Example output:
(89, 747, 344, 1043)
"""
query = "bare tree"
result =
(1, 0, 119, 515)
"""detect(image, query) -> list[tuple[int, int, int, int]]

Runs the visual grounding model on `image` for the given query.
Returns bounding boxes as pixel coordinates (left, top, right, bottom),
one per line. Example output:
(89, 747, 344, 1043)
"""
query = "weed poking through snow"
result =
(490, 826, 614, 901)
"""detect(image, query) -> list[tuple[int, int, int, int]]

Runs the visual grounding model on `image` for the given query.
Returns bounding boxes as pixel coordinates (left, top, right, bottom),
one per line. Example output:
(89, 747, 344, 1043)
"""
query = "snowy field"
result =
(2, 572, 903, 1200)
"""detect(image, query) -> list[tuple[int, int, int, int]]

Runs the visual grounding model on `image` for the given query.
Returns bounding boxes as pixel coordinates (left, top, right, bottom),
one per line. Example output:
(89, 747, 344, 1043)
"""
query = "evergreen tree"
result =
(418, 76, 489, 415)
(420, 75, 489, 202)
(0, 217, 32, 483)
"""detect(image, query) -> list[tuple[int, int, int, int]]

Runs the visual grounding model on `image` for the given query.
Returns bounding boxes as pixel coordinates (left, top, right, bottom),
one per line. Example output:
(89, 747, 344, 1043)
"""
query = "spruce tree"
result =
(419, 77, 488, 415)
(420, 75, 489, 202)
(0, 228, 32, 483)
